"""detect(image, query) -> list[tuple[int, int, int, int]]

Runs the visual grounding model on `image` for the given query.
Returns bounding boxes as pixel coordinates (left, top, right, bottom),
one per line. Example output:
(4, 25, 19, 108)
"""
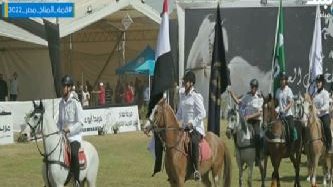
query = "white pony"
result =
(26, 101, 99, 187)
(226, 105, 266, 187)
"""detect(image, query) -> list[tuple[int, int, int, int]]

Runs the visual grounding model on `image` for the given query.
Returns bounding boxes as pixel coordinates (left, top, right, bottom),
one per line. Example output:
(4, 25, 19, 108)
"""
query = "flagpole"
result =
(269, 0, 282, 94)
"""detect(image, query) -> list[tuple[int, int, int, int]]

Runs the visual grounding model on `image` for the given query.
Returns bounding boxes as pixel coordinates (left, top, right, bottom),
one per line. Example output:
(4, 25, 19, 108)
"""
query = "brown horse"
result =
(262, 95, 302, 187)
(149, 98, 232, 187)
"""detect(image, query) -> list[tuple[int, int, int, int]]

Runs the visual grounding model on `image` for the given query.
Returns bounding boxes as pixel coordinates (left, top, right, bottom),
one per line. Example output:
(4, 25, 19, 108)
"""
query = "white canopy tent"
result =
(0, 0, 161, 100)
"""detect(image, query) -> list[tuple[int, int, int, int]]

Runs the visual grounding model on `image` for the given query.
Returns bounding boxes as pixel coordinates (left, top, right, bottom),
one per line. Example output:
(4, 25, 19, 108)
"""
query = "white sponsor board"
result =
(0, 99, 140, 137)
(0, 113, 14, 145)
(82, 105, 140, 136)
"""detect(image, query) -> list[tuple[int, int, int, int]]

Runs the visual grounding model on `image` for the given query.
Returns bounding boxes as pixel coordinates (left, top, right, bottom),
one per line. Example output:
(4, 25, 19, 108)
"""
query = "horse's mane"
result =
(163, 102, 181, 128)
(263, 94, 278, 120)
(303, 93, 320, 126)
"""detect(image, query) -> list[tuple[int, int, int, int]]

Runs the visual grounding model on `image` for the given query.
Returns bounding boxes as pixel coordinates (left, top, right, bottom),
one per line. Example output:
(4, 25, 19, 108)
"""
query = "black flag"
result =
(147, 0, 175, 176)
(207, 5, 229, 136)
(147, 0, 175, 116)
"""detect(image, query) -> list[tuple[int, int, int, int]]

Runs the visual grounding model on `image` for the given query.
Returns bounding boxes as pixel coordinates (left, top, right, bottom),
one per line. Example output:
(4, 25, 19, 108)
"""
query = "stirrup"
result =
(194, 170, 201, 181)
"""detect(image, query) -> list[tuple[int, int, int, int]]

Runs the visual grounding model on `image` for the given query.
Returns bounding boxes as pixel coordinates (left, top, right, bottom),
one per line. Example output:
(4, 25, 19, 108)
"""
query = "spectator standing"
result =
(143, 83, 150, 106)
(123, 83, 134, 104)
(0, 74, 8, 101)
(9, 72, 18, 101)
(105, 82, 113, 106)
(85, 80, 93, 93)
(92, 82, 105, 106)
(76, 81, 82, 104)
(82, 85, 90, 107)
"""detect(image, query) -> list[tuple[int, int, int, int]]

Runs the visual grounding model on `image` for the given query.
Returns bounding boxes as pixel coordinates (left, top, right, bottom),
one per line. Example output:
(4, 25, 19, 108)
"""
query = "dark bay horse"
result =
(148, 98, 232, 187)
(263, 95, 303, 187)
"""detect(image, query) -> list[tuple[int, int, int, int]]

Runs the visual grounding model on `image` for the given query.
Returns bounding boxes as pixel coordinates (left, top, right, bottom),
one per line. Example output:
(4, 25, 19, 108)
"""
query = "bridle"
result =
(262, 102, 278, 127)
(27, 107, 67, 187)
(151, 104, 185, 151)
(27, 109, 62, 158)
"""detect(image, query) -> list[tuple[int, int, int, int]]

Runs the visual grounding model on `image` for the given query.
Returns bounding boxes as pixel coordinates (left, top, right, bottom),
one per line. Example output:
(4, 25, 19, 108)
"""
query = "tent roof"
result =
(58, 0, 161, 37)
(116, 45, 155, 75)
(0, 0, 161, 45)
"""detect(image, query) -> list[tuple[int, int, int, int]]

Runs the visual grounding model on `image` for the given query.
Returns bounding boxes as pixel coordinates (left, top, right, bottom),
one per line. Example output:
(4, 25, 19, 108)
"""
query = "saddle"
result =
(64, 144, 87, 170)
(183, 132, 212, 162)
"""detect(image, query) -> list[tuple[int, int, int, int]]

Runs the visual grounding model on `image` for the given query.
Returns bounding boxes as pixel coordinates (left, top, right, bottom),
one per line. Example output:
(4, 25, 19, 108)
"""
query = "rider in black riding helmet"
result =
(313, 74, 332, 151)
(57, 75, 84, 187)
(176, 71, 206, 181)
(275, 73, 296, 149)
(228, 78, 264, 166)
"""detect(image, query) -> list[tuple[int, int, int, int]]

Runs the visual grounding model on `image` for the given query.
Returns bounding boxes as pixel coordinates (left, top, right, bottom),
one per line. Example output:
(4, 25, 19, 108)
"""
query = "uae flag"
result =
(207, 4, 229, 137)
(148, 0, 175, 115)
(147, 0, 175, 176)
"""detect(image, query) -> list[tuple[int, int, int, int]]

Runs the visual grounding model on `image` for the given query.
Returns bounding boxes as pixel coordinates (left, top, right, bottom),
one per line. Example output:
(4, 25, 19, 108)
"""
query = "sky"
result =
(145, 0, 176, 13)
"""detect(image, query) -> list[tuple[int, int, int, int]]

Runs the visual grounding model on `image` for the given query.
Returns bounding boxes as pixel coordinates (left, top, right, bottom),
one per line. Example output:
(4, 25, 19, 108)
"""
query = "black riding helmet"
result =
(316, 74, 325, 83)
(280, 72, 288, 81)
(61, 75, 74, 87)
(250, 79, 259, 87)
(183, 71, 196, 85)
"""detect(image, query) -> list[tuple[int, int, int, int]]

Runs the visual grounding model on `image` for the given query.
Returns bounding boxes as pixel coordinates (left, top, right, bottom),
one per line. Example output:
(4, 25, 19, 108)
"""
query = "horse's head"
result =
(303, 93, 319, 127)
(26, 100, 45, 135)
(262, 94, 277, 126)
(148, 98, 179, 130)
(226, 105, 240, 139)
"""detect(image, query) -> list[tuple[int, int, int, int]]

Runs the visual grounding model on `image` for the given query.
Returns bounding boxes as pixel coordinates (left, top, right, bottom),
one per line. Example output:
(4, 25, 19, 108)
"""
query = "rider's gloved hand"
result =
(143, 120, 152, 136)
(184, 122, 193, 132)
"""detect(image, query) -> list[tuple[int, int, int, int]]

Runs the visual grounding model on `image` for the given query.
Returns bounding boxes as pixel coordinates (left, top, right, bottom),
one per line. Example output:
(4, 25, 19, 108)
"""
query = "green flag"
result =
(272, 0, 286, 96)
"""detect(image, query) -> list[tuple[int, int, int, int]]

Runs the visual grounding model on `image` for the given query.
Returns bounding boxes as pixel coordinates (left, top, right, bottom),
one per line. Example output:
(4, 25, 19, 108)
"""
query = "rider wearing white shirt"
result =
(176, 71, 206, 181)
(229, 79, 263, 165)
(275, 73, 295, 147)
(313, 74, 332, 150)
(57, 75, 83, 187)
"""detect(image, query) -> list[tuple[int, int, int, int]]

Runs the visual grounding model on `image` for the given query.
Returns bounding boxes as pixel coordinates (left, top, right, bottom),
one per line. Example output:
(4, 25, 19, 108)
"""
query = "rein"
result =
(27, 110, 68, 187)
(152, 105, 187, 155)
(27, 113, 62, 158)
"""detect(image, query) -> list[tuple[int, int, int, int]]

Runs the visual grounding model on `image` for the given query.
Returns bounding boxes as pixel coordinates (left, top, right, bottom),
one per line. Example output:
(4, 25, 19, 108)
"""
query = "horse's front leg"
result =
(247, 162, 254, 187)
(239, 162, 244, 187)
(270, 155, 282, 187)
(289, 153, 301, 187)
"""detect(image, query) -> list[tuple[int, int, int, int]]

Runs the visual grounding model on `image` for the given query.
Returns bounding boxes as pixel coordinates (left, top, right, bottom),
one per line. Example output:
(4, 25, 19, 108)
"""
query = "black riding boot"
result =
(320, 114, 332, 150)
(249, 119, 261, 166)
(190, 130, 201, 181)
(70, 141, 81, 187)
(152, 132, 163, 176)
(254, 135, 260, 166)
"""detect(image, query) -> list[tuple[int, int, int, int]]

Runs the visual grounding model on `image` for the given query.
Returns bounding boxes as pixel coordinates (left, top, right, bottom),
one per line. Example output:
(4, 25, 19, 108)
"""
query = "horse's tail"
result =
(223, 141, 232, 187)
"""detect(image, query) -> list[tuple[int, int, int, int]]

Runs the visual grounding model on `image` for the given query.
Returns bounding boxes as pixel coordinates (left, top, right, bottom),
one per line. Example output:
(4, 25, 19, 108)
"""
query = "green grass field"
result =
(0, 121, 323, 186)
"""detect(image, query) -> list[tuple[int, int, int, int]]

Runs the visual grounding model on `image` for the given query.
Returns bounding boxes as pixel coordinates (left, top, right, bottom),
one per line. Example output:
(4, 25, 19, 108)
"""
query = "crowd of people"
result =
(72, 78, 150, 109)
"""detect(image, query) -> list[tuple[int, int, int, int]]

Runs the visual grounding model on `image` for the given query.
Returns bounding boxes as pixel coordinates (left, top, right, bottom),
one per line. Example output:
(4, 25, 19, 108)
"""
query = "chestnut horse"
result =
(262, 95, 302, 187)
(148, 98, 231, 187)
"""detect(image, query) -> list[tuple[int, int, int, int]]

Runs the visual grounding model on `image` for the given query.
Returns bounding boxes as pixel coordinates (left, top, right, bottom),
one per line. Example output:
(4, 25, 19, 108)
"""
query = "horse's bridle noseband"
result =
(151, 104, 185, 150)
(27, 110, 61, 157)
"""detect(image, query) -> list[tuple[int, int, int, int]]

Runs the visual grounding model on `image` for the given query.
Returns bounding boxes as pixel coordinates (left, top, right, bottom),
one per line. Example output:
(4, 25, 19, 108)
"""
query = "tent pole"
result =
(148, 75, 151, 100)
(93, 32, 124, 88)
